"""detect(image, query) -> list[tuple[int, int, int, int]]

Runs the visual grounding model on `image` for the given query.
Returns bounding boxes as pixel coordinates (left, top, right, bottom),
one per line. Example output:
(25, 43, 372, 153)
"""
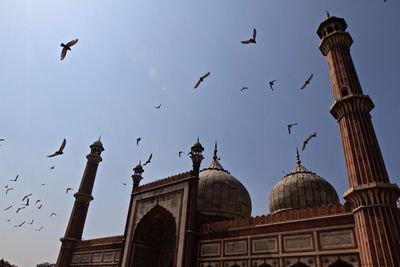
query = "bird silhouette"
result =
(5, 219, 10, 222)
(0, 138, 4, 141)
(6, 188, 13, 194)
(302, 132, 317, 151)
(241, 28, 257, 44)
(300, 74, 314, 90)
(35, 226, 43, 231)
(122, 183, 127, 186)
(37, 204, 43, 209)
(50, 166, 55, 170)
(194, 72, 210, 89)
(41, 183, 47, 186)
(178, 151, 184, 158)
(35, 199, 41, 204)
(47, 139, 66, 157)
(241, 86, 249, 92)
(16, 207, 25, 213)
(66, 187, 73, 194)
(268, 80, 277, 91)
(22, 194, 32, 202)
(287, 123, 298, 134)
(22, 198, 30, 207)
(4, 205, 12, 211)
(155, 104, 161, 109)
(60, 39, 78, 60)
(28, 219, 34, 225)
(9, 175, 18, 182)
(143, 153, 153, 166)
(14, 221, 25, 228)
(50, 213, 57, 217)
(136, 137, 142, 146)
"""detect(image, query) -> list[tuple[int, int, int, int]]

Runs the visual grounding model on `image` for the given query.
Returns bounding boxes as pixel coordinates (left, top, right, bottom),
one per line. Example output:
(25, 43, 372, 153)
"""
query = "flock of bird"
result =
(1, 138, 76, 232)
(1, 27, 320, 233)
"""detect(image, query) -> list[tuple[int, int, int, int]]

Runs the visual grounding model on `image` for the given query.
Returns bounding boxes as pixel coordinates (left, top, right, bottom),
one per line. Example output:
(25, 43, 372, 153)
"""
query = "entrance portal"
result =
(131, 205, 177, 267)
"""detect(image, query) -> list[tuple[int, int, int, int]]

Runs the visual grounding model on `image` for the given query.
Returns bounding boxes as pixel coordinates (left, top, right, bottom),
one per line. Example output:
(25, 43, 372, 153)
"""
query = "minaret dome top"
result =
(317, 15, 347, 39)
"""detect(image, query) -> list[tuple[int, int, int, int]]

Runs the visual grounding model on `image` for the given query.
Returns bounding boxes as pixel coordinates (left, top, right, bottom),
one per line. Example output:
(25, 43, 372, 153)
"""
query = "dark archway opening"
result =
(329, 259, 353, 267)
(130, 205, 177, 267)
(290, 263, 309, 267)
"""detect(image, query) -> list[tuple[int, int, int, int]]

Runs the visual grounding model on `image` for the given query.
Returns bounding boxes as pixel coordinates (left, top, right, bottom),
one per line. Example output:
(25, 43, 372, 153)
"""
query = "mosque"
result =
(54, 15, 400, 267)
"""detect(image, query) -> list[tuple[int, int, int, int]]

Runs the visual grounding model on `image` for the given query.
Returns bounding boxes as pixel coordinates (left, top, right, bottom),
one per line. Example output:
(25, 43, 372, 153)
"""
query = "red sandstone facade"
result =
(55, 15, 400, 267)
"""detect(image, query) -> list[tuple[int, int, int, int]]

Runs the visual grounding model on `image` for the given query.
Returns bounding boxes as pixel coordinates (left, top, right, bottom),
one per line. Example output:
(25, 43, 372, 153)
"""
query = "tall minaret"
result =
(182, 138, 204, 267)
(317, 15, 400, 266)
(55, 140, 104, 267)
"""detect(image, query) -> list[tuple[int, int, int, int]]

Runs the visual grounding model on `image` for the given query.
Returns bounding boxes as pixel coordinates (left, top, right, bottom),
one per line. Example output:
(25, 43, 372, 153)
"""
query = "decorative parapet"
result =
(136, 170, 193, 192)
(200, 204, 352, 233)
(75, 235, 124, 248)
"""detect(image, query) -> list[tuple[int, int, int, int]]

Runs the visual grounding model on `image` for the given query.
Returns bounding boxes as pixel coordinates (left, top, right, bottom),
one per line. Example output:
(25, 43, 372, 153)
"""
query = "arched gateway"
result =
(130, 205, 177, 267)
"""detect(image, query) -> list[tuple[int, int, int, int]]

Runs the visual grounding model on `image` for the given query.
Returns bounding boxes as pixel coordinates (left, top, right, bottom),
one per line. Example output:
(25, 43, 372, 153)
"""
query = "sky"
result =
(0, 0, 399, 266)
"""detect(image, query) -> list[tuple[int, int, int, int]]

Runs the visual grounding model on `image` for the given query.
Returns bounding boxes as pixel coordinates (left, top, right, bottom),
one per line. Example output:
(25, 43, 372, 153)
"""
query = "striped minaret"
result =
(317, 15, 400, 266)
(55, 140, 104, 267)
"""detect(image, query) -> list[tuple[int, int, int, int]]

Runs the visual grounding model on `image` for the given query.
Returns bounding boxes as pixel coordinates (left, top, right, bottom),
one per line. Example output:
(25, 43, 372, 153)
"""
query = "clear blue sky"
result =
(1, 1, 399, 266)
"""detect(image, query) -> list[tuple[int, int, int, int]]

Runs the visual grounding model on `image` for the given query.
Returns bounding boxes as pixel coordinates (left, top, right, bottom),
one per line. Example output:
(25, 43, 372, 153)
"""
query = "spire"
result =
(296, 147, 301, 165)
(213, 140, 218, 161)
(326, 10, 330, 18)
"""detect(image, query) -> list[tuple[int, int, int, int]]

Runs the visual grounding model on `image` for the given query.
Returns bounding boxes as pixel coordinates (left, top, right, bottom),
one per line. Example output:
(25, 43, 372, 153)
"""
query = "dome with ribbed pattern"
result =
(197, 144, 251, 220)
(268, 157, 339, 214)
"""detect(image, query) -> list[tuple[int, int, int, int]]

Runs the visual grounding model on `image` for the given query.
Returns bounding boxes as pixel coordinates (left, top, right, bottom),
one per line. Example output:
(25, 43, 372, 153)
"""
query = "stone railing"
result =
(76, 235, 124, 248)
(201, 203, 352, 233)
(136, 170, 193, 192)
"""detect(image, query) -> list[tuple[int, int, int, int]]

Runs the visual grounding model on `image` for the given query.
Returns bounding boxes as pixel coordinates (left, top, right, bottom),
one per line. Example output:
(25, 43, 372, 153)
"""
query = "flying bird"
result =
(194, 72, 210, 89)
(50, 166, 55, 170)
(9, 175, 19, 182)
(300, 74, 314, 90)
(35, 199, 41, 204)
(4, 184, 9, 189)
(155, 104, 161, 109)
(47, 139, 66, 157)
(0, 138, 4, 141)
(269, 80, 277, 91)
(136, 137, 142, 146)
(122, 183, 126, 186)
(37, 204, 43, 209)
(287, 123, 298, 134)
(35, 226, 43, 231)
(4, 205, 12, 211)
(66, 187, 73, 194)
(16, 207, 25, 213)
(60, 39, 78, 60)
(241, 86, 249, 92)
(41, 183, 47, 186)
(143, 153, 153, 166)
(50, 213, 57, 217)
(14, 221, 26, 227)
(22, 198, 30, 207)
(241, 28, 257, 44)
(28, 219, 34, 225)
(6, 188, 13, 194)
(22, 194, 32, 202)
(302, 132, 317, 151)
(178, 151, 184, 158)
(5, 219, 10, 222)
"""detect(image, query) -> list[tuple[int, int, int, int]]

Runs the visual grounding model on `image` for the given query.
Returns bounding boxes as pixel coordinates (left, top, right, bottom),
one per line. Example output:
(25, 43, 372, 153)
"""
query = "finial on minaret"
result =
(190, 138, 204, 171)
(132, 161, 144, 188)
(213, 140, 218, 161)
(296, 148, 301, 164)
(326, 10, 330, 18)
(98, 136, 101, 141)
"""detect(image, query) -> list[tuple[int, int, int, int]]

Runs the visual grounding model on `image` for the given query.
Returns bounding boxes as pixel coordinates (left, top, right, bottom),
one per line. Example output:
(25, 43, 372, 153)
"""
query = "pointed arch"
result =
(130, 204, 177, 267)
